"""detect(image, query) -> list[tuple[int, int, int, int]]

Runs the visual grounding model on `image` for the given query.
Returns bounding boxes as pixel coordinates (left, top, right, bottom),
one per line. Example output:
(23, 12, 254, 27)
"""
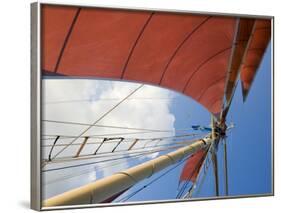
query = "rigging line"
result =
(42, 137, 203, 168)
(42, 137, 201, 164)
(45, 156, 143, 185)
(176, 178, 189, 199)
(46, 147, 165, 185)
(116, 155, 192, 202)
(41, 137, 201, 153)
(48, 84, 144, 162)
(41, 130, 166, 140)
(190, 158, 210, 198)
(176, 147, 210, 199)
(42, 144, 180, 172)
(44, 97, 175, 105)
(41, 133, 200, 152)
(176, 152, 206, 199)
(46, 144, 171, 163)
(43, 152, 154, 172)
(43, 138, 135, 147)
(177, 180, 191, 199)
(41, 130, 170, 140)
(42, 131, 200, 153)
(176, 161, 201, 199)
(54, 8, 81, 73)
(42, 132, 199, 143)
(42, 119, 193, 133)
(183, 143, 213, 198)
(42, 133, 201, 145)
(143, 139, 159, 148)
(223, 137, 229, 196)
(211, 145, 220, 197)
(176, 163, 199, 199)
(184, 143, 213, 198)
(42, 142, 192, 165)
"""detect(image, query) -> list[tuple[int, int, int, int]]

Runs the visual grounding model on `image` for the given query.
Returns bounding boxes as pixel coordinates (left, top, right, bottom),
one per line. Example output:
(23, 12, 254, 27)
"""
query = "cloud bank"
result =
(42, 79, 176, 199)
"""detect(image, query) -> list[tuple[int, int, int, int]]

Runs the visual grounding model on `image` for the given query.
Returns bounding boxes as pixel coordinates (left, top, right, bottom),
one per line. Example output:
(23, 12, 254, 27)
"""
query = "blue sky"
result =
(42, 43, 271, 203)
(116, 43, 272, 202)
(224, 44, 272, 196)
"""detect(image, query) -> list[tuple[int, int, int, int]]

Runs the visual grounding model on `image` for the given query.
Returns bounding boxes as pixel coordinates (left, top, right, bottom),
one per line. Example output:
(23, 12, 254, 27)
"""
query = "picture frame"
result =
(31, 1, 273, 211)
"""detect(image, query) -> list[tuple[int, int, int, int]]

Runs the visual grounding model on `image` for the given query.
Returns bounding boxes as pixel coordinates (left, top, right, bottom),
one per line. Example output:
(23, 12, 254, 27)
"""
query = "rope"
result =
(47, 84, 144, 162)
(42, 143, 182, 172)
(45, 149, 163, 185)
(42, 119, 193, 133)
(176, 146, 210, 199)
(42, 138, 199, 164)
(42, 133, 199, 144)
(183, 144, 213, 198)
(44, 97, 177, 105)
(190, 160, 210, 197)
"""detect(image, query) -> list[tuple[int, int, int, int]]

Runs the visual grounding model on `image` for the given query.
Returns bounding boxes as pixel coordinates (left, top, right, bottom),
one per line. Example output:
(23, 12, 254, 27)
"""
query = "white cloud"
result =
(42, 79, 176, 199)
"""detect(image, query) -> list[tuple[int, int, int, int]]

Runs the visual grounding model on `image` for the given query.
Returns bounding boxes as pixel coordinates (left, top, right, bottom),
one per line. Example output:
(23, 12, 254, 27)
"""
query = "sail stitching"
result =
(159, 16, 212, 84)
(54, 8, 81, 73)
(121, 12, 155, 79)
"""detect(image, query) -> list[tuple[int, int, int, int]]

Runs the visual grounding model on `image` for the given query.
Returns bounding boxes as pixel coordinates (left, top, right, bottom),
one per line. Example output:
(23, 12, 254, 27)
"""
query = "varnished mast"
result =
(43, 135, 217, 207)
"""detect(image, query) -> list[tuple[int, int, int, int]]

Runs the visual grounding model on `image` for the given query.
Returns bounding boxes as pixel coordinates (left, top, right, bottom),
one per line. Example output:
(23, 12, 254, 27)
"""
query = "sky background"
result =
(42, 44, 272, 203)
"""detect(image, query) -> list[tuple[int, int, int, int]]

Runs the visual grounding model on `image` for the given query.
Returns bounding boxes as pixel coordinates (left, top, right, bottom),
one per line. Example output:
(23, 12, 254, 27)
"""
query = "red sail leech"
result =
(180, 149, 207, 183)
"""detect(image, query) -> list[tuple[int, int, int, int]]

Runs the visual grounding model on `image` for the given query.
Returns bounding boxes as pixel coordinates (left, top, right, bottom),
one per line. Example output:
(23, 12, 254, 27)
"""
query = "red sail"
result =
(240, 20, 271, 101)
(180, 149, 207, 183)
(41, 4, 270, 115)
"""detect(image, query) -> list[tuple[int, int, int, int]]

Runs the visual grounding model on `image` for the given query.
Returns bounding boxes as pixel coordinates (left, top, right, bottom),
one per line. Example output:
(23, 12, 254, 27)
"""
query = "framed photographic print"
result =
(31, 1, 273, 211)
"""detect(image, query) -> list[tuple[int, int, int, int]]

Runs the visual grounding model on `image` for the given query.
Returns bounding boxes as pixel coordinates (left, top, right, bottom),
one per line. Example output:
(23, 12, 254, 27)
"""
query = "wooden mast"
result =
(43, 136, 216, 207)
